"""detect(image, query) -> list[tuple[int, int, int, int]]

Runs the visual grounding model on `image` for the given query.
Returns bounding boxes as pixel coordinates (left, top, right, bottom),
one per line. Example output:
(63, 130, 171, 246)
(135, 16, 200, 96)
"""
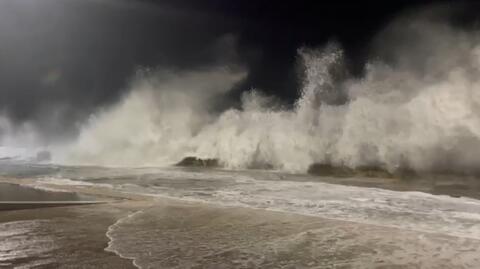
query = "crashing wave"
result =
(60, 19, 480, 177)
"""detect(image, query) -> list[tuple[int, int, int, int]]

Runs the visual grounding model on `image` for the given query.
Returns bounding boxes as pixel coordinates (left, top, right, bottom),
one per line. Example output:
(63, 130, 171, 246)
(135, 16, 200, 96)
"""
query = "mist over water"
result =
(61, 68, 247, 166)
(58, 19, 480, 174)
(2, 14, 480, 175)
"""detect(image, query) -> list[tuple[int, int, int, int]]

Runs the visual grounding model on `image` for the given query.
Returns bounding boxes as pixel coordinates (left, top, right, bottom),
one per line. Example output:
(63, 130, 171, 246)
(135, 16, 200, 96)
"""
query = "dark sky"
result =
(0, 0, 477, 141)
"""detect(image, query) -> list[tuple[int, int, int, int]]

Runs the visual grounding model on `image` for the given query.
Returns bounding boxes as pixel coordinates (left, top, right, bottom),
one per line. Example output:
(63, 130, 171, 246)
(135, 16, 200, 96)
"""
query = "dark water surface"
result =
(0, 183, 94, 202)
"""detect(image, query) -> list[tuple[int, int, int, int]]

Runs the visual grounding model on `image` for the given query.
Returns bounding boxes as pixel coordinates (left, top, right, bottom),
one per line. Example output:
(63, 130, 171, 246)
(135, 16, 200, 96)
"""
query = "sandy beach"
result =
(1, 176, 480, 269)
(0, 180, 145, 268)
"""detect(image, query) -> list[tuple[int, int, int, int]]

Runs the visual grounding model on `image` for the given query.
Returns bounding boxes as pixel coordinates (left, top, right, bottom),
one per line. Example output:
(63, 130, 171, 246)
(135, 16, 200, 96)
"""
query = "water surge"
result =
(63, 19, 480, 175)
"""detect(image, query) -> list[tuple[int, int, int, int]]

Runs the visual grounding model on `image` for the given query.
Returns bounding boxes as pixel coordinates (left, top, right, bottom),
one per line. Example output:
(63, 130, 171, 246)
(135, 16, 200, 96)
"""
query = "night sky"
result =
(0, 0, 478, 141)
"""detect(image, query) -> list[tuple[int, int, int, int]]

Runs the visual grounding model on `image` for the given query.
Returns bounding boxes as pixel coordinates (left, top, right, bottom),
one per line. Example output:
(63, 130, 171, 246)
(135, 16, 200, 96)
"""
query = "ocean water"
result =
(47, 167, 480, 239)
(1, 162, 480, 268)
(2, 10, 480, 269)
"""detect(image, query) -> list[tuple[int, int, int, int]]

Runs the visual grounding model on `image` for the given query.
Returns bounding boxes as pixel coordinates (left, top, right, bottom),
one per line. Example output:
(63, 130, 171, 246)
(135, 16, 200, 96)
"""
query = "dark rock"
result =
(307, 163, 354, 177)
(176, 156, 220, 168)
(308, 163, 395, 178)
(355, 165, 393, 178)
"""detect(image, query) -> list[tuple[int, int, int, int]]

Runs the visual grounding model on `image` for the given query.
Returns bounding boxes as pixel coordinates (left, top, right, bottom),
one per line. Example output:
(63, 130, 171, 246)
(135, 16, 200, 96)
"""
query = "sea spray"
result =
(62, 19, 480, 175)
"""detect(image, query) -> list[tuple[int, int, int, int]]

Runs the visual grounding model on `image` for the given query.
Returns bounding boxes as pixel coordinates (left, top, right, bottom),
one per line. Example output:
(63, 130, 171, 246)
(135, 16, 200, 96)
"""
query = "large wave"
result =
(60, 18, 480, 175)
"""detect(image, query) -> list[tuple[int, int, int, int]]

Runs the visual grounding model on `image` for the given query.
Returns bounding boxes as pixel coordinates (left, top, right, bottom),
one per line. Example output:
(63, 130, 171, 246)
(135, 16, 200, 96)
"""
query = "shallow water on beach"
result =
(2, 162, 480, 268)
(0, 219, 57, 268)
(0, 182, 93, 202)
(24, 165, 480, 239)
(105, 204, 480, 269)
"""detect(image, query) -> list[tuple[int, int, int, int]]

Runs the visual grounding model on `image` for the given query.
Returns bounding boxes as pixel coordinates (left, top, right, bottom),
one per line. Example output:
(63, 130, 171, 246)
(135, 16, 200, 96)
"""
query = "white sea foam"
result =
(36, 177, 98, 186)
(59, 18, 480, 176)
(105, 210, 145, 269)
(99, 168, 480, 268)
(91, 168, 480, 240)
(28, 177, 112, 193)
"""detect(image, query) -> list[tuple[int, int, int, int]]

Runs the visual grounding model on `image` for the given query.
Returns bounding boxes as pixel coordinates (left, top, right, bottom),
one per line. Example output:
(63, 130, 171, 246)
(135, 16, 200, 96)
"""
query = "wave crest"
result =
(63, 21, 480, 175)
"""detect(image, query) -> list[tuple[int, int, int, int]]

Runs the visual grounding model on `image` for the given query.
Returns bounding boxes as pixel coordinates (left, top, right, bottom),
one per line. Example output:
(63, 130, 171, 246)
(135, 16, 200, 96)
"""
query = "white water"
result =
(0, 16, 479, 175)
(82, 168, 480, 268)
(0, 161, 478, 268)
(32, 168, 480, 241)
(59, 20, 480, 175)
(105, 210, 144, 269)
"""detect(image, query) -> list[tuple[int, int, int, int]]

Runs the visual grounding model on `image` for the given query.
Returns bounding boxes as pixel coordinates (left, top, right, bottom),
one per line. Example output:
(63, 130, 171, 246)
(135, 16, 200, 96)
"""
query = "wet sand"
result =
(0, 183, 103, 211)
(0, 182, 97, 202)
(0, 180, 147, 268)
(1, 179, 480, 268)
(0, 202, 140, 268)
(106, 199, 480, 269)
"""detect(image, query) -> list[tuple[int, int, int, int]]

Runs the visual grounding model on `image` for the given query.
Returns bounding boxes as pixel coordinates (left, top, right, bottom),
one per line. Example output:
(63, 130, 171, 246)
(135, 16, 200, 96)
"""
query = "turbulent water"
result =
(0, 15, 479, 177)
(3, 162, 480, 239)
(1, 162, 479, 268)
(44, 19, 480, 177)
(50, 167, 480, 239)
(2, 6, 480, 269)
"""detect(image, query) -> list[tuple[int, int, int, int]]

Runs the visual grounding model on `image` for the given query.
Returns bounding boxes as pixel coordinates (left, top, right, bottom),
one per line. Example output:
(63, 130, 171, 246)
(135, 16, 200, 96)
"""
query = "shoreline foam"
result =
(105, 210, 146, 269)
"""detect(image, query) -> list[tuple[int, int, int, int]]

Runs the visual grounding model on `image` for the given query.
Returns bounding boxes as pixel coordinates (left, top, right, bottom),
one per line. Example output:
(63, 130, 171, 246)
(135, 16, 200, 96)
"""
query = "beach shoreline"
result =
(0, 178, 151, 268)
(1, 177, 480, 268)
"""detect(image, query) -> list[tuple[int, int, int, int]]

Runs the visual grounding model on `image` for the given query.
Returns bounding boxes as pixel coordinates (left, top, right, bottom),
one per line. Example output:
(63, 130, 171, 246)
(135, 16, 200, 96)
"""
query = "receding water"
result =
(1, 162, 480, 268)
(0, 183, 92, 202)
